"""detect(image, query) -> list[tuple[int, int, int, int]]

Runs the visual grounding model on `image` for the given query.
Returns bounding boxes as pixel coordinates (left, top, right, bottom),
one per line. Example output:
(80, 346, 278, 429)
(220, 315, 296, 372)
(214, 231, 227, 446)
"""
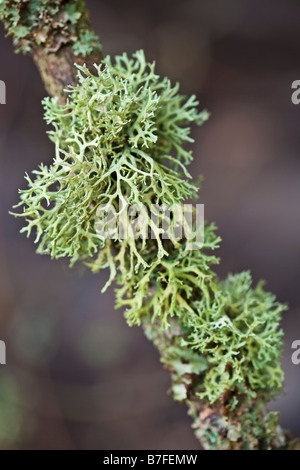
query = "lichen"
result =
(11, 48, 286, 435)
(13, 50, 208, 278)
(144, 273, 285, 405)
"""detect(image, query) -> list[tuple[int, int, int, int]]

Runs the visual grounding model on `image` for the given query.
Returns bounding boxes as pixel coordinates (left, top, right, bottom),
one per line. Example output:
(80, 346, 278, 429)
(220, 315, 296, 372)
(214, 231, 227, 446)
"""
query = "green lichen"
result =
(0, 0, 102, 55)
(73, 30, 101, 56)
(187, 272, 285, 403)
(13, 50, 208, 276)
(12, 49, 286, 421)
(143, 274, 285, 405)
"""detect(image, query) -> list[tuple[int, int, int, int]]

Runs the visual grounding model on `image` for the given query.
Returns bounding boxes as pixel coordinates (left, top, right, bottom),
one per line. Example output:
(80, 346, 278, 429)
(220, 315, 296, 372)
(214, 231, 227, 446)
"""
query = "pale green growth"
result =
(116, 224, 220, 327)
(160, 271, 285, 404)
(13, 50, 208, 278)
(187, 272, 286, 402)
(12, 49, 285, 410)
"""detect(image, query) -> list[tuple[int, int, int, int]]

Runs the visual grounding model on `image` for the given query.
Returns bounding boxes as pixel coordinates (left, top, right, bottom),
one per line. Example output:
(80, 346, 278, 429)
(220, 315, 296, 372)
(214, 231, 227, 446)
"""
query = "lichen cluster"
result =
(156, 271, 285, 403)
(12, 50, 285, 412)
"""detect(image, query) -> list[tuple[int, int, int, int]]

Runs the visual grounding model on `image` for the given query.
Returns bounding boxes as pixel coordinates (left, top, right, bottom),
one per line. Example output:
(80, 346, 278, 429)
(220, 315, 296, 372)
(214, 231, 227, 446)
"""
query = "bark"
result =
(31, 45, 102, 101)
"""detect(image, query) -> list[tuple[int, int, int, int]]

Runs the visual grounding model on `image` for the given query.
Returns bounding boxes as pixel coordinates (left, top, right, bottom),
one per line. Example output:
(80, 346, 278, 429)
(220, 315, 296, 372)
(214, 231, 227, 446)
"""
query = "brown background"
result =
(0, 0, 299, 449)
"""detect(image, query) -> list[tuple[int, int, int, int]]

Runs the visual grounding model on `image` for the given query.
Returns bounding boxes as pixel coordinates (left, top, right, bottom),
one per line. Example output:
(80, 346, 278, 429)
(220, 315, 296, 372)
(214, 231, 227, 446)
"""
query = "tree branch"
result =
(1, 0, 299, 450)
(0, 0, 103, 100)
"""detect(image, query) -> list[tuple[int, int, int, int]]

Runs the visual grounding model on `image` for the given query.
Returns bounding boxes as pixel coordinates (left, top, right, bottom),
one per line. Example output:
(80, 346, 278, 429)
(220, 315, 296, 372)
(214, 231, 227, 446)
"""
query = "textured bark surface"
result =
(0, 0, 103, 102)
(31, 45, 102, 101)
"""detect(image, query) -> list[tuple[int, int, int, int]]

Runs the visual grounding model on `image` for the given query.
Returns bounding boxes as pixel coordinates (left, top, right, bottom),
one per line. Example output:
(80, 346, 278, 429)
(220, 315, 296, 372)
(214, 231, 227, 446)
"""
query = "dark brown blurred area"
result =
(0, 0, 299, 450)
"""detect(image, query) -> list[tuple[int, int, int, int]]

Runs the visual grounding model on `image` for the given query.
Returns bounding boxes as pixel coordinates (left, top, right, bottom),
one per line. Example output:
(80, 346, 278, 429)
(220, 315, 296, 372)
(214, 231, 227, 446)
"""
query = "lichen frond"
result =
(13, 51, 208, 277)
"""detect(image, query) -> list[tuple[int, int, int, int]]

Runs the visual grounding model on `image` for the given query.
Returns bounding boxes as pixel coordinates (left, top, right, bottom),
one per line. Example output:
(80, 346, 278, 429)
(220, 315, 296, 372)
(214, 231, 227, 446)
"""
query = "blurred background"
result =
(0, 0, 299, 450)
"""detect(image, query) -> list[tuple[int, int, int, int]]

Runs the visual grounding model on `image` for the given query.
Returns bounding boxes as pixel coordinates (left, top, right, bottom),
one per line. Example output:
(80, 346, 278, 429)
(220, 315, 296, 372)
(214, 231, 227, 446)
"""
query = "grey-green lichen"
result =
(143, 315, 291, 449)
(14, 50, 209, 277)
(0, 0, 102, 56)
(142, 270, 285, 404)
(11, 48, 289, 444)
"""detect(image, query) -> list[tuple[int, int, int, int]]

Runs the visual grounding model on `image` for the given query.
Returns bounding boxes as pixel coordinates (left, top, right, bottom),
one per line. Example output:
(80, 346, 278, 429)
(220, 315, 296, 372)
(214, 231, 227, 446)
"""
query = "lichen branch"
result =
(1, 0, 299, 450)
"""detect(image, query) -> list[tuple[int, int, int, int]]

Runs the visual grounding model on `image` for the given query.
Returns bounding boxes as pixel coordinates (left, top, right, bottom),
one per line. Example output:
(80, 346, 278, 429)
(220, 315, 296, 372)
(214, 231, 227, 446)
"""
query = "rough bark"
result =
(0, 0, 103, 101)
(31, 44, 102, 101)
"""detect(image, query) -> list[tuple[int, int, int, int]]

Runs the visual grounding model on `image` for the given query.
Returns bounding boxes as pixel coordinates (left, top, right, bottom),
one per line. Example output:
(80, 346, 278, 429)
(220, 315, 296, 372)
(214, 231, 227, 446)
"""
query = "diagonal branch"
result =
(0, 0, 103, 100)
(1, 0, 299, 450)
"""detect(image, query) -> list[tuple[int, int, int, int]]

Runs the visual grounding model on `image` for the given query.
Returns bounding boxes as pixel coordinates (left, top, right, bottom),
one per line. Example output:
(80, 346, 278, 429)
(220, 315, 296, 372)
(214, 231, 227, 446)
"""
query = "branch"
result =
(1, 0, 299, 450)
(0, 0, 103, 100)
